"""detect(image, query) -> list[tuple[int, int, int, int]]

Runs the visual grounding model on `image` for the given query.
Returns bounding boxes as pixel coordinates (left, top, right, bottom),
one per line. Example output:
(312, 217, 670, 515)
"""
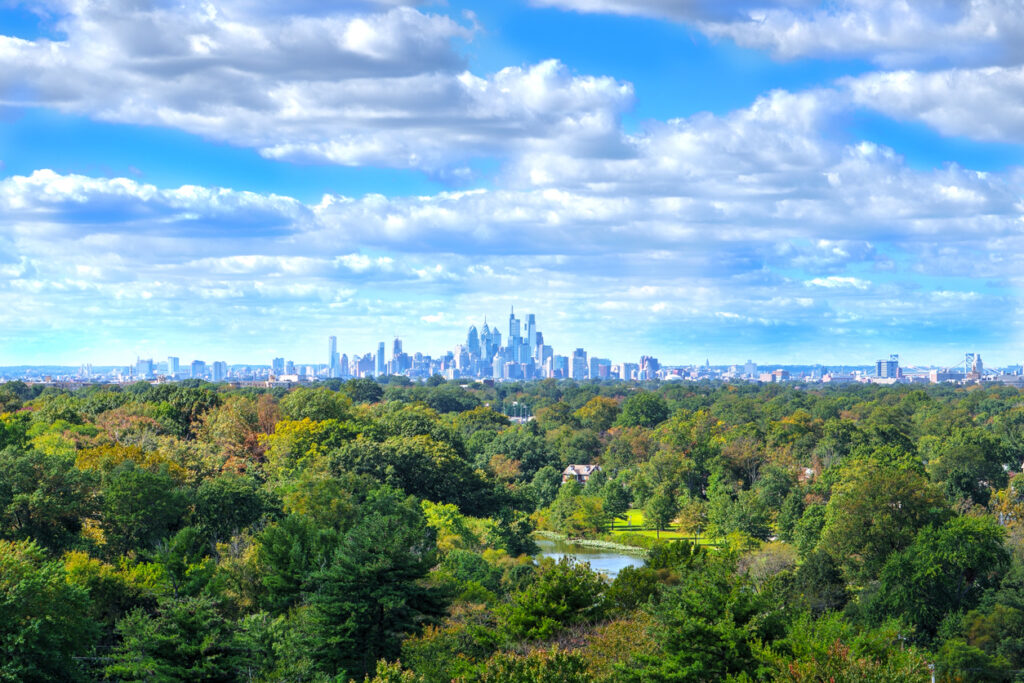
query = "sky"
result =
(1, 0, 1024, 367)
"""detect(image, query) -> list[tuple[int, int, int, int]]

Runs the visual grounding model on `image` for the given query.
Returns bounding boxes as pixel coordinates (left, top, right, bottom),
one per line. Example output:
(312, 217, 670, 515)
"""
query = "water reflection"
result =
(534, 537, 646, 578)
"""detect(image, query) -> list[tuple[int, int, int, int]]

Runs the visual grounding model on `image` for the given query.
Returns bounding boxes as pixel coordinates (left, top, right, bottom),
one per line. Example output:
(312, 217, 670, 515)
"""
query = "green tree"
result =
(935, 639, 1012, 682)
(460, 648, 589, 683)
(606, 565, 661, 613)
(0, 539, 97, 682)
(872, 516, 1010, 637)
(497, 557, 606, 641)
(753, 612, 933, 682)
(602, 480, 632, 529)
(280, 386, 353, 422)
(618, 392, 670, 429)
(793, 503, 826, 559)
(644, 486, 679, 539)
(344, 378, 384, 405)
(626, 560, 766, 682)
(776, 491, 804, 542)
(486, 507, 538, 556)
(0, 447, 98, 552)
(257, 513, 338, 614)
(106, 594, 239, 682)
(820, 461, 948, 579)
(192, 473, 268, 544)
(305, 488, 446, 679)
(574, 396, 621, 432)
(530, 465, 563, 509)
(921, 427, 1013, 506)
(794, 549, 848, 615)
(101, 462, 188, 557)
(331, 434, 495, 516)
(483, 426, 554, 479)
(706, 476, 770, 541)
(675, 495, 708, 540)
(426, 385, 481, 414)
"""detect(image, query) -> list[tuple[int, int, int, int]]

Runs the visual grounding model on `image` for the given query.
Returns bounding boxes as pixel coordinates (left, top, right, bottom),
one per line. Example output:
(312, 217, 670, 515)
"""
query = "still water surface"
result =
(535, 537, 645, 578)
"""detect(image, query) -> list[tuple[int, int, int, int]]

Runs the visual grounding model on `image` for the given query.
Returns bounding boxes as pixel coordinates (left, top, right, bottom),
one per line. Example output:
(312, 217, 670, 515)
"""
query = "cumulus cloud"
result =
(844, 65, 1024, 144)
(3, 81, 1022, 361)
(805, 276, 870, 289)
(0, 1, 632, 169)
(530, 1, 1024, 148)
(534, 0, 1024, 68)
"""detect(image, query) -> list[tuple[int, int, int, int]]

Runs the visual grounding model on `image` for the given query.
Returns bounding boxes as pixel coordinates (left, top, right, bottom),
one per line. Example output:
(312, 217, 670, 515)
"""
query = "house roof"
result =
(562, 464, 600, 475)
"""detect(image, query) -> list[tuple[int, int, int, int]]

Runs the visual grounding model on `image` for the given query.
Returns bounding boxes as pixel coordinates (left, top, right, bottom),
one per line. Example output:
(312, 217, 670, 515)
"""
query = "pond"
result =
(534, 537, 646, 578)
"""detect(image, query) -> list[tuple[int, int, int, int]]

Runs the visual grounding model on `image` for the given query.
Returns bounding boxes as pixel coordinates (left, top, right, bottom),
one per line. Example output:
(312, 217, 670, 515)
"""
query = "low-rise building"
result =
(562, 464, 601, 485)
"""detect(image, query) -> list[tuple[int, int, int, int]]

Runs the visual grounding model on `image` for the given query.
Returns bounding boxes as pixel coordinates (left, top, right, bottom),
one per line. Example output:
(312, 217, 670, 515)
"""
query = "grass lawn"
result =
(609, 509, 715, 543)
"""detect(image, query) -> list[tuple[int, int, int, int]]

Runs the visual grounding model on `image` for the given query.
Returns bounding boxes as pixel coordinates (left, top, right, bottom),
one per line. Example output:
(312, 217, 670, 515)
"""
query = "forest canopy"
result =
(2, 377, 1024, 681)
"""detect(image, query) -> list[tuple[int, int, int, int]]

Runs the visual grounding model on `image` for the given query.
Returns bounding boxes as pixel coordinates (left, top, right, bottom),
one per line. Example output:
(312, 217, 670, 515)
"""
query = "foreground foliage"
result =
(2, 378, 1024, 680)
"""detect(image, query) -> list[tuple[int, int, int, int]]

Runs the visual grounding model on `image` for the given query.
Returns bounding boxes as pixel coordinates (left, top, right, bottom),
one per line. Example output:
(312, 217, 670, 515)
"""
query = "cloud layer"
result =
(2, 0, 1022, 364)
(2, 84, 1020, 362)
(534, 0, 1024, 67)
(1, 1, 631, 170)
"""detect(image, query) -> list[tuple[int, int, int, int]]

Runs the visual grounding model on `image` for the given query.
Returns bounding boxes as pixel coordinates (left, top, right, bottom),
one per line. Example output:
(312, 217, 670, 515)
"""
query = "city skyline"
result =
(1, 302, 1018, 371)
(3, 3, 1024, 366)
(2, 305, 1016, 384)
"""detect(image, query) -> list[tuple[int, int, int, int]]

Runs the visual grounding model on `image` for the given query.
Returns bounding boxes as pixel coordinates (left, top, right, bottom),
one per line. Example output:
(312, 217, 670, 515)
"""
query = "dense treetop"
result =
(3, 377, 1024, 681)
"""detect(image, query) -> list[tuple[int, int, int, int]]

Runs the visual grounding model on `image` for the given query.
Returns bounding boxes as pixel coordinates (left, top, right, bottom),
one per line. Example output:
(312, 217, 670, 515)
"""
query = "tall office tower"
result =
(212, 361, 228, 382)
(876, 354, 899, 378)
(339, 353, 350, 378)
(455, 344, 471, 371)
(520, 339, 533, 363)
(492, 354, 504, 379)
(621, 362, 638, 380)
(167, 356, 180, 377)
(553, 355, 569, 378)
(540, 344, 553, 366)
(467, 325, 480, 357)
(328, 336, 337, 376)
(571, 348, 588, 380)
(526, 313, 537, 357)
(191, 360, 207, 379)
(285, 360, 296, 375)
(136, 358, 154, 379)
(479, 322, 491, 358)
(534, 331, 544, 359)
(491, 330, 501, 356)
(508, 306, 520, 343)
(640, 355, 660, 380)
(744, 360, 757, 378)
(590, 357, 610, 379)
(272, 357, 285, 376)
(376, 342, 386, 376)
(392, 337, 403, 359)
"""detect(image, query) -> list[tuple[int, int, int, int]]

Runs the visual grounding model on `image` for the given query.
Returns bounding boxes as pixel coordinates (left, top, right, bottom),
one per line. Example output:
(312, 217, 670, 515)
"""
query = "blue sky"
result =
(1, 0, 1023, 366)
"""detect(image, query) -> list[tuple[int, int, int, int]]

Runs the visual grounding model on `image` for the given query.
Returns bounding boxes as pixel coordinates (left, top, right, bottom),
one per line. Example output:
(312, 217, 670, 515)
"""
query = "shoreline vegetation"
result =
(535, 508, 722, 554)
(533, 529, 650, 556)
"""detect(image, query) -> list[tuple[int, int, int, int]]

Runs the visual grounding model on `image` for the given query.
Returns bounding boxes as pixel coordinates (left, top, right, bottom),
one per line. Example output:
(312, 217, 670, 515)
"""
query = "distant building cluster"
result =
(4, 311, 1024, 389)
(316, 308, 659, 383)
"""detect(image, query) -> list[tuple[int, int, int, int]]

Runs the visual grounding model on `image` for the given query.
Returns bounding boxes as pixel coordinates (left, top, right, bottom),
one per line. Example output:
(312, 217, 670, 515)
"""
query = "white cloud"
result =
(805, 276, 870, 289)
(2, 58, 1022, 361)
(844, 65, 1024, 144)
(534, 0, 1024, 68)
(0, 2, 631, 170)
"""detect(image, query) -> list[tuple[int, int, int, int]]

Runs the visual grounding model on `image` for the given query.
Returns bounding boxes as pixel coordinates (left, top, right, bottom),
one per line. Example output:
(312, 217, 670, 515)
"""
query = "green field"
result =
(609, 508, 705, 541)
